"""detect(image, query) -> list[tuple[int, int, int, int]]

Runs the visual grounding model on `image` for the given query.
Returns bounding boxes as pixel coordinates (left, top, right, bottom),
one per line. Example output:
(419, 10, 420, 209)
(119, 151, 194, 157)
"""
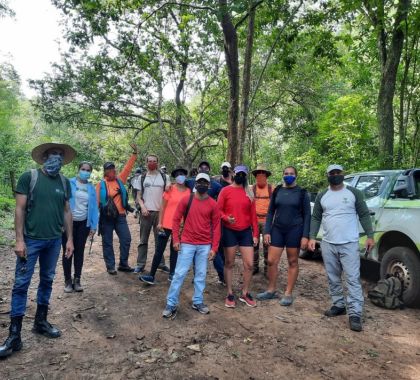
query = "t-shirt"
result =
(162, 186, 191, 230)
(172, 195, 221, 251)
(72, 181, 89, 221)
(217, 185, 259, 238)
(136, 172, 170, 211)
(16, 169, 71, 240)
(319, 187, 360, 244)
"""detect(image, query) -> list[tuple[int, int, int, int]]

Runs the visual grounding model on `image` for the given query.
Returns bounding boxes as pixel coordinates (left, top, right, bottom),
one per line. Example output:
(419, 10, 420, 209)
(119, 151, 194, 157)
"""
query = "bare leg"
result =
(224, 247, 237, 296)
(266, 246, 284, 293)
(285, 248, 299, 295)
(240, 247, 255, 295)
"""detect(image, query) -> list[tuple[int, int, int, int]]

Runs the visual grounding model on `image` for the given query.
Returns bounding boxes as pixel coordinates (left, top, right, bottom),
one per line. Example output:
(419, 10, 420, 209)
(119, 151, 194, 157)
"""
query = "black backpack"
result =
(368, 276, 404, 309)
(140, 171, 167, 199)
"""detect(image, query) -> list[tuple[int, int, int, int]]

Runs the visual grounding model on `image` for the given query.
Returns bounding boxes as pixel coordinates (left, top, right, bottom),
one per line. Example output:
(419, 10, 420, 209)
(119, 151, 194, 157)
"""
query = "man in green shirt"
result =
(0, 143, 75, 358)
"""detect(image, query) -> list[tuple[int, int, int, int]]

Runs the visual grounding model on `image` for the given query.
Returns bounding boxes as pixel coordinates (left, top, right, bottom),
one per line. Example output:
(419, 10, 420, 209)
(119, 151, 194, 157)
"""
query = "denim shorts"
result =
(270, 224, 303, 248)
(222, 226, 253, 248)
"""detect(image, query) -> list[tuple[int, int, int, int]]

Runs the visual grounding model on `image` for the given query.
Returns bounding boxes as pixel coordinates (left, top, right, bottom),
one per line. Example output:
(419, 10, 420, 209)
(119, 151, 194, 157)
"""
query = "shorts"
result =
(222, 226, 253, 248)
(270, 224, 303, 248)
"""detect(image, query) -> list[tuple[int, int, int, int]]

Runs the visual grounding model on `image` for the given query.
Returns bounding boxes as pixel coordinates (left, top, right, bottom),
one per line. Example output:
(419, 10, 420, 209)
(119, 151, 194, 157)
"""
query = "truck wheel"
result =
(380, 247, 420, 307)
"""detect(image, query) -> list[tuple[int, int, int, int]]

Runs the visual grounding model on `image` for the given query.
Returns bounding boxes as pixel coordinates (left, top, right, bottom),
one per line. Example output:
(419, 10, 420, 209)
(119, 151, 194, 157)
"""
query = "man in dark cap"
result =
(0, 143, 75, 358)
(185, 160, 222, 200)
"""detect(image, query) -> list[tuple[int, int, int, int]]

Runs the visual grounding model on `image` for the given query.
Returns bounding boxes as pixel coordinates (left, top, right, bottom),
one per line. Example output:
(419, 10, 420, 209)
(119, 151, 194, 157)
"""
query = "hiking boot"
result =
(239, 293, 257, 308)
(279, 295, 294, 306)
(117, 265, 134, 272)
(162, 305, 177, 319)
(107, 268, 117, 275)
(73, 277, 83, 292)
(64, 279, 73, 293)
(158, 265, 170, 274)
(133, 266, 144, 274)
(225, 294, 236, 308)
(0, 316, 23, 358)
(32, 304, 61, 338)
(217, 278, 226, 286)
(192, 303, 210, 315)
(139, 275, 155, 285)
(256, 291, 277, 301)
(324, 306, 347, 317)
(349, 316, 363, 332)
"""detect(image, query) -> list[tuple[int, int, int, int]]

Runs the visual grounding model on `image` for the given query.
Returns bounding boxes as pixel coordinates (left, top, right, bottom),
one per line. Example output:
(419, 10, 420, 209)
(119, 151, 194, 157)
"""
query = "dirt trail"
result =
(1, 215, 419, 380)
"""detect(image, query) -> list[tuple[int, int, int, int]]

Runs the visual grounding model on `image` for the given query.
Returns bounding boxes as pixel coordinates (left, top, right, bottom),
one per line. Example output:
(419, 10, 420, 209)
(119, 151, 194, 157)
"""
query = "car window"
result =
(355, 176, 385, 199)
(343, 177, 354, 186)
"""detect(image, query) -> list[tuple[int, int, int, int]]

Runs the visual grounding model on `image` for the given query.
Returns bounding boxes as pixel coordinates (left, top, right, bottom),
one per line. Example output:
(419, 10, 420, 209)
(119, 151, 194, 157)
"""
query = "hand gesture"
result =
(253, 237, 259, 247)
(130, 143, 139, 154)
(173, 242, 181, 251)
(208, 250, 216, 261)
(308, 239, 317, 252)
(365, 238, 375, 252)
(65, 239, 74, 259)
(263, 234, 271, 246)
(14, 241, 26, 258)
(300, 237, 309, 250)
(227, 215, 235, 224)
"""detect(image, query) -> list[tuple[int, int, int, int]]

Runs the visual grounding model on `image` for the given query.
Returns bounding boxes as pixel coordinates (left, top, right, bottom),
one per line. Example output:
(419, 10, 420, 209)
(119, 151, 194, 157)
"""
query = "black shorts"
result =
(270, 224, 303, 248)
(222, 226, 253, 248)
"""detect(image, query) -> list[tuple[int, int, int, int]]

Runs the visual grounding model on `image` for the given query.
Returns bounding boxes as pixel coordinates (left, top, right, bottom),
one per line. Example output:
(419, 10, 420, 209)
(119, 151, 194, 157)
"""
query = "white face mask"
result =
(176, 175, 186, 184)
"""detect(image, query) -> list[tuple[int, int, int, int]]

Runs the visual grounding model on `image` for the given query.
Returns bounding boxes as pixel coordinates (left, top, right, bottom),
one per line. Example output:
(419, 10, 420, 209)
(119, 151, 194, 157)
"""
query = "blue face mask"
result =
(283, 175, 296, 185)
(175, 175, 186, 185)
(79, 170, 91, 181)
(43, 154, 63, 176)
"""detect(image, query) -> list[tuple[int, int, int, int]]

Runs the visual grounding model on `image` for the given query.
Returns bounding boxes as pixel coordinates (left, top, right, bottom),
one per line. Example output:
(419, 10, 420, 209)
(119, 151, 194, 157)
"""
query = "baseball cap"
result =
(103, 161, 116, 170)
(220, 161, 231, 169)
(326, 164, 344, 173)
(196, 173, 210, 182)
(234, 165, 249, 175)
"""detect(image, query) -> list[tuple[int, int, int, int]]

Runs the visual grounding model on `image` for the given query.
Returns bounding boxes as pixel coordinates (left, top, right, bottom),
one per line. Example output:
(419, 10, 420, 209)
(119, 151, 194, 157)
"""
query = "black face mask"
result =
(328, 175, 344, 186)
(233, 174, 246, 185)
(196, 184, 209, 194)
(222, 168, 230, 178)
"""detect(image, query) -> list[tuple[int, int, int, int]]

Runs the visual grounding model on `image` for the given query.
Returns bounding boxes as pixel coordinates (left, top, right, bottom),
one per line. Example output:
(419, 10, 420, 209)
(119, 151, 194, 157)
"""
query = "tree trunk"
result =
(219, 0, 240, 166)
(237, 1, 256, 164)
(375, 0, 411, 168)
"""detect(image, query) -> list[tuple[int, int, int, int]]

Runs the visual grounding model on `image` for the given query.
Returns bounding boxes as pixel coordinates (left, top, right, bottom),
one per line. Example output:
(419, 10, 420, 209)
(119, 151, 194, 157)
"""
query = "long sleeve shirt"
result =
(264, 185, 311, 238)
(217, 185, 259, 238)
(172, 195, 221, 251)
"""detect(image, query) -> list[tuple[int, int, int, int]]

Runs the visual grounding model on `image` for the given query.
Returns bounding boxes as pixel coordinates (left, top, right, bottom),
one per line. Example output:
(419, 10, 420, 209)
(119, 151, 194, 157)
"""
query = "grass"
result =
(0, 195, 15, 246)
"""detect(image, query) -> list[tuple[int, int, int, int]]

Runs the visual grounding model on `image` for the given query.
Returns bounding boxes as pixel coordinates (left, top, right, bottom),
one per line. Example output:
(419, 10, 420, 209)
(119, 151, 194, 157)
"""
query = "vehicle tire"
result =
(380, 247, 420, 308)
(299, 249, 314, 260)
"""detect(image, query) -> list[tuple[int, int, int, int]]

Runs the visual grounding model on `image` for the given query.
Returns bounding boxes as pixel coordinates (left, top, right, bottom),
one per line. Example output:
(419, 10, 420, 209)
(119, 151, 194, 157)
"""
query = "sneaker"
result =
(225, 294, 236, 308)
(217, 278, 226, 286)
(133, 266, 145, 274)
(324, 306, 347, 317)
(64, 280, 73, 293)
(239, 293, 257, 308)
(279, 295, 294, 306)
(192, 303, 210, 315)
(139, 275, 155, 285)
(118, 265, 134, 272)
(158, 265, 170, 274)
(73, 277, 84, 292)
(162, 305, 177, 319)
(168, 273, 173, 282)
(256, 291, 277, 301)
(349, 316, 363, 332)
(107, 269, 117, 275)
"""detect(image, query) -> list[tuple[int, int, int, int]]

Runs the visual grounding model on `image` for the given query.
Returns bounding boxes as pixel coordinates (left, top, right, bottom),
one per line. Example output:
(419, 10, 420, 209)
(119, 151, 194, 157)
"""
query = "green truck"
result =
(303, 168, 420, 307)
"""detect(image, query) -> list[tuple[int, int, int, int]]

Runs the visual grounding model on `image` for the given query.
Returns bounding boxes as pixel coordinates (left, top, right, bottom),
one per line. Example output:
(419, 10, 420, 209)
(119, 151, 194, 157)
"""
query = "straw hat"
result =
(251, 164, 272, 177)
(31, 143, 76, 165)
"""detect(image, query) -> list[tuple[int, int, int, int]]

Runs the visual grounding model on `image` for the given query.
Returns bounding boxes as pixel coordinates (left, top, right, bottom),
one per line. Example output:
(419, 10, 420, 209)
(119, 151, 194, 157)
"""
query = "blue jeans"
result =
(101, 215, 131, 270)
(166, 243, 210, 307)
(321, 241, 363, 317)
(11, 237, 61, 317)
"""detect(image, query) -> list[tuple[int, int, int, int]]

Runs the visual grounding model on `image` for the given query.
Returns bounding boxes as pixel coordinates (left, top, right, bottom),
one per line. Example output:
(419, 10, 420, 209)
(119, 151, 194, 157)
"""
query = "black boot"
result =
(32, 304, 61, 338)
(0, 316, 23, 358)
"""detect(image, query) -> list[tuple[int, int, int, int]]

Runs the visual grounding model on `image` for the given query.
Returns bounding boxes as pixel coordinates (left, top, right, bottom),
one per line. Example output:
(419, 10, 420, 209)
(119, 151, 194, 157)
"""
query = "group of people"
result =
(0, 142, 375, 359)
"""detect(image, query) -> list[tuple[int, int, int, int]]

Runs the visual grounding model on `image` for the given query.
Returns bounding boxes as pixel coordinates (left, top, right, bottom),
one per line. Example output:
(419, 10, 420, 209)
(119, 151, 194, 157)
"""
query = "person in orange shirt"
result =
(251, 165, 273, 276)
(96, 144, 138, 274)
(139, 167, 190, 284)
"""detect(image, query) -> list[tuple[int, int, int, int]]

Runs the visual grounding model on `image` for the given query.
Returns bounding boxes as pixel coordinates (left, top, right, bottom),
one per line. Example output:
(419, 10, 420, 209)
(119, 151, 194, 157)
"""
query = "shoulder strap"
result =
(59, 173, 68, 200)
(268, 184, 272, 197)
(140, 172, 147, 195)
(272, 184, 282, 200)
(27, 169, 39, 212)
(183, 193, 195, 223)
(252, 184, 256, 196)
(160, 171, 167, 189)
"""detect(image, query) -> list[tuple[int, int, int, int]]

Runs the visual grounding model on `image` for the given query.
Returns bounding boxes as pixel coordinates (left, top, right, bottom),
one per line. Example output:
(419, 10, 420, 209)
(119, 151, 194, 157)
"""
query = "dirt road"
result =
(1, 216, 419, 380)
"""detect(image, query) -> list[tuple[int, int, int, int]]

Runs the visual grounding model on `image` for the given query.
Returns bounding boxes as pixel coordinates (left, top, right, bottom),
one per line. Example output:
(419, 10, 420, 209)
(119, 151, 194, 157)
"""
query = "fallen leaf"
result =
(106, 334, 116, 339)
(187, 344, 201, 352)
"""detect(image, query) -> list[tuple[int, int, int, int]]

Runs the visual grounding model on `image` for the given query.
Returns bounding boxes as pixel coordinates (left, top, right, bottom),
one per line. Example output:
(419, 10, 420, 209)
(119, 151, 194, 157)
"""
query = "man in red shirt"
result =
(162, 173, 221, 318)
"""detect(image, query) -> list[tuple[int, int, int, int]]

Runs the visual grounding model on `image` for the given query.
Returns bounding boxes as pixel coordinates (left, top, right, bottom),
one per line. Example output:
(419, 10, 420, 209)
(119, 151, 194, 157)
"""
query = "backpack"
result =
(368, 276, 404, 309)
(27, 169, 68, 213)
(140, 171, 167, 199)
(99, 178, 129, 216)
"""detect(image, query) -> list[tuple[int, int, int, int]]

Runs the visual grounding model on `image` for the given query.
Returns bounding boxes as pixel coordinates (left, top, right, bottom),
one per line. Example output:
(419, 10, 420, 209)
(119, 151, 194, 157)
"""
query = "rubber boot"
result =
(32, 304, 61, 338)
(73, 277, 83, 292)
(0, 316, 23, 358)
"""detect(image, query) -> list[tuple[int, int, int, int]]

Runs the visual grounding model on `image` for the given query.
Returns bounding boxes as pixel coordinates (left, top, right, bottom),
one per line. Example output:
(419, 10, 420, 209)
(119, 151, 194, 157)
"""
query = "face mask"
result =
(175, 175, 186, 185)
(222, 168, 230, 178)
(148, 162, 158, 171)
(79, 170, 91, 181)
(328, 175, 344, 186)
(105, 169, 116, 180)
(256, 173, 267, 187)
(283, 175, 296, 185)
(196, 184, 209, 194)
(234, 174, 246, 185)
(43, 154, 63, 176)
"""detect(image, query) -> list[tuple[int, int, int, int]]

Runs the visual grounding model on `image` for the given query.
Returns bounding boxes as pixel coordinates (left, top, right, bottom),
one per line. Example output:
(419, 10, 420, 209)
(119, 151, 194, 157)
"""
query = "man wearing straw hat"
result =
(0, 143, 76, 358)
